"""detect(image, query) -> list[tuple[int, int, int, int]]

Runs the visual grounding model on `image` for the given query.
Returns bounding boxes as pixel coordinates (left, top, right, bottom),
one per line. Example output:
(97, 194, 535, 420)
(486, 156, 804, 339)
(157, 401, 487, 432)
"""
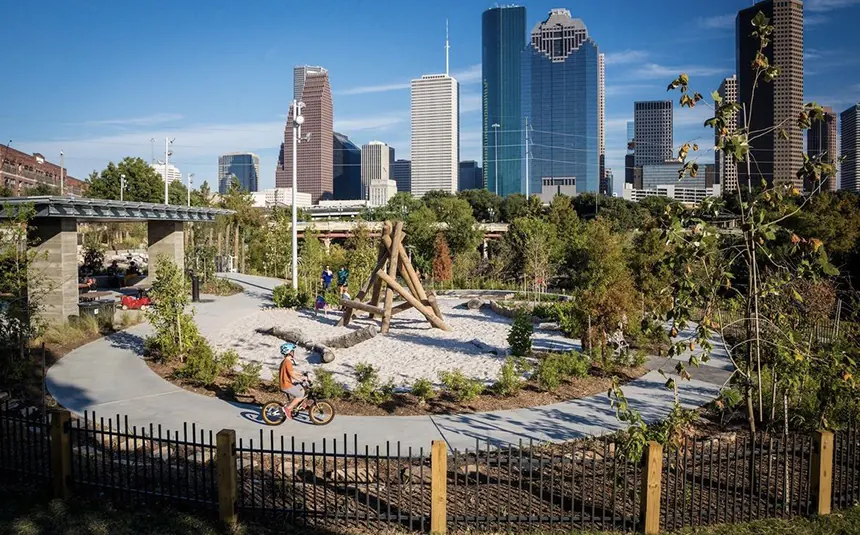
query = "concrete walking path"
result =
(46, 273, 733, 453)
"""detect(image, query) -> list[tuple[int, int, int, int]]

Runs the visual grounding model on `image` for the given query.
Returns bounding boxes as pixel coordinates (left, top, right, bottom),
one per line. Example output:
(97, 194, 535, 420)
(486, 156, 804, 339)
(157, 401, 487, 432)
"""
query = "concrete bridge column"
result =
(29, 217, 79, 324)
(147, 221, 185, 274)
(482, 238, 489, 260)
(322, 238, 332, 253)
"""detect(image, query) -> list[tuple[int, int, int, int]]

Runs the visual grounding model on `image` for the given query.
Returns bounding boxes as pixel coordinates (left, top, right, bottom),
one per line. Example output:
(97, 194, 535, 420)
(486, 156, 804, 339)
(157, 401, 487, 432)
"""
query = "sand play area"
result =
(207, 299, 580, 389)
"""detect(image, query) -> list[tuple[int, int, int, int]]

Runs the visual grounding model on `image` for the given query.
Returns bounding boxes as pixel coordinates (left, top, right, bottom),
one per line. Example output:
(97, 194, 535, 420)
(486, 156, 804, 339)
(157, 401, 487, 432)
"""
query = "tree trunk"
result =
(233, 224, 240, 272)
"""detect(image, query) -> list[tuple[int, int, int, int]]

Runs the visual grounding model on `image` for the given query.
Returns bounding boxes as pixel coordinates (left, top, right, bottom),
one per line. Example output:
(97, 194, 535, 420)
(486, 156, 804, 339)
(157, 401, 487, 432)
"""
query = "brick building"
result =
(1, 145, 86, 196)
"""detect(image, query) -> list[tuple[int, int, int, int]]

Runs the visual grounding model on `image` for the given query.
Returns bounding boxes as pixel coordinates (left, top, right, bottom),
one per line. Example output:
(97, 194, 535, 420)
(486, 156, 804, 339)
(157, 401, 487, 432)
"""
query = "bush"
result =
(560, 351, 591, 378)
(42, 315, 101, 347)
(439, 369, 484, 402)
(312, 368, 346, 399)
(534, 351, 590, 392)
(230, 361, 262, 395)
(177, 336, 220, 385)
(507, 308, 534, 357)
(272, 285, 299, 308)
(217, 349, 239, 372)
(411, 378, 436, 403)
(492, 358, 523, 397)
(352, 362, 395, 404)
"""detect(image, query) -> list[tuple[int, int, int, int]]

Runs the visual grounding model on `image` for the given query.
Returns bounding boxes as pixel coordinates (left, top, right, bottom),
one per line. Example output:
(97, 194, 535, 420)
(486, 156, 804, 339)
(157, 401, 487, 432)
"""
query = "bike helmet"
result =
(280, 343, 296, 355)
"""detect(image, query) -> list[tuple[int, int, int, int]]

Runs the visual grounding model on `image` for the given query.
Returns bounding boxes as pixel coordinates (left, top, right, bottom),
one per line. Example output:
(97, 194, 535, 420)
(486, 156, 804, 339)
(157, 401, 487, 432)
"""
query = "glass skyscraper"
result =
(332, 132, 362, 200)
(523, 9, 600, 195)
(218, 152, 259, 193)
(482, 5, 526, 197)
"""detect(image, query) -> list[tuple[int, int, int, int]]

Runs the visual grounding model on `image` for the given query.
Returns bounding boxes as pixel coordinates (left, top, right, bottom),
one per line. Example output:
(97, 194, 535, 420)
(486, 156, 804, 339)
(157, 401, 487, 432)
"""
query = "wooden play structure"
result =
(338, 221, 451, 334)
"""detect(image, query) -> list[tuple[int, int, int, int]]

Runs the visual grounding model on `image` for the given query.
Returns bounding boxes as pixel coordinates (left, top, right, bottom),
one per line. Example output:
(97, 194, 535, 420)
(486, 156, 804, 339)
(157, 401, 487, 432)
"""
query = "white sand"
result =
(207, 299, 580, 389)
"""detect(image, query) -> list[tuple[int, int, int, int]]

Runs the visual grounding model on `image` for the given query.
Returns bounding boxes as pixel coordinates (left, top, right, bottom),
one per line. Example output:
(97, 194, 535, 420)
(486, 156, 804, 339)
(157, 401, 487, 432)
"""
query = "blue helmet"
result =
(280, 343, 296, 355)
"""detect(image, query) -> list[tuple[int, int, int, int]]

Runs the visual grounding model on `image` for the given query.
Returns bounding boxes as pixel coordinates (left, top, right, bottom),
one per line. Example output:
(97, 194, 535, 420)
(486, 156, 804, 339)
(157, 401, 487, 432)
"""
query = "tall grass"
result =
(42, 315, 100, 347)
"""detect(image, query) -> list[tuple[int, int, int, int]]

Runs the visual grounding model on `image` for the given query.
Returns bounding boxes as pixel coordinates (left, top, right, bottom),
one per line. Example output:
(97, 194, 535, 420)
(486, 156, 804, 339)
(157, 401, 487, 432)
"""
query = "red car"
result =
(121, 290, 151, 310)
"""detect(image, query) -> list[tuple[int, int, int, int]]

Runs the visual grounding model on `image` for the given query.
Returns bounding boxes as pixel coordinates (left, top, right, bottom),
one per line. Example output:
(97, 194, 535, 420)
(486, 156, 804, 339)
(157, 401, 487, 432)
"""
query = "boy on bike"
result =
(278, 343, 307, 419)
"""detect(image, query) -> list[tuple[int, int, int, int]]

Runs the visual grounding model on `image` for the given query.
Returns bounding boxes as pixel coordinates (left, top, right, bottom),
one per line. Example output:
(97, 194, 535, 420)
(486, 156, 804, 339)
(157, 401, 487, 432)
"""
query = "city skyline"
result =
(3, 0, 860, 197)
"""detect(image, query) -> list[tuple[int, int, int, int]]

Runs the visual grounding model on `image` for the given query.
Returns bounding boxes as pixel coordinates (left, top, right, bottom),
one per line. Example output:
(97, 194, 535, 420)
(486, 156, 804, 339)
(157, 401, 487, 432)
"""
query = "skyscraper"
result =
(716, 75, 739, 194)
(634, 101, 674, 168)
(737, 0, 803, 189)
(482, 5, 526, 197)
(411, 74, 459, 197)
(361, 141, 397, 207)
(841, 104, 860, 191)
(218, 153, 260, 193)
(524, 9, 601, 195)
(458, 161, 483, 191)
(150, 162, 181, 184)
(625, 121, 636, 186)
(598, 52, 607, 195)
(333, 132, 362, 200)
(392, 159, 412, 193)
(275, 66, 334, 203)
(807, 106, 839, 192)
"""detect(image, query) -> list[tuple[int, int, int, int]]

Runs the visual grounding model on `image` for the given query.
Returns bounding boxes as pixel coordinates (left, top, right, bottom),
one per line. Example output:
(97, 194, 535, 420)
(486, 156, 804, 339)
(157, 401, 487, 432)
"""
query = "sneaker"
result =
(285, 409, 293, 420)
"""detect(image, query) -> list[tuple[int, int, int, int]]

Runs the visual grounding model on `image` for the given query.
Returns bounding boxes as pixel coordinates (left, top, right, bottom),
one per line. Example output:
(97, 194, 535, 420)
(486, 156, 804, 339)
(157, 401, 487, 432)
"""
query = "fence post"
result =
(812, 429, 834, 516)
(430, 440, 448, 535)
(49, 409, 72, 499)
(216, 429, 238, 526)
(640, 441, 663, 535)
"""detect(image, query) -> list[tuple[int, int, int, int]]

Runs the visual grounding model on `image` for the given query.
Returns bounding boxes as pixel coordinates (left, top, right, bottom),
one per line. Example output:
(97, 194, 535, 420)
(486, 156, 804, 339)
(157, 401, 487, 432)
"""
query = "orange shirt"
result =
(279, 357, 295, 390)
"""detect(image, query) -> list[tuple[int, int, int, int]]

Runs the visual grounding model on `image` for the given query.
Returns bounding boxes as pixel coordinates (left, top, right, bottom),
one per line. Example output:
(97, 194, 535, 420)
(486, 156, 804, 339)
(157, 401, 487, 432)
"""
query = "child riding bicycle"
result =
(278, 343, 307, 420)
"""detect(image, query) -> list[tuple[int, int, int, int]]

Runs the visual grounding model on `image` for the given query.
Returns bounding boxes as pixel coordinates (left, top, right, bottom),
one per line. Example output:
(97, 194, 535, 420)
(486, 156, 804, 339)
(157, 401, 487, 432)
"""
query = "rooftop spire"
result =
(445, 19, 450, 76)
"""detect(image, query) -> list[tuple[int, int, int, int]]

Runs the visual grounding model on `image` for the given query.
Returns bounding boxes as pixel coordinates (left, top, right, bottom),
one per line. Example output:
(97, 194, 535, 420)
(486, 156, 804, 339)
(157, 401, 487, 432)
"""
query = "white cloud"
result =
(334, 114, 407, 132)
(628, 63, 728, 80)
(805, 14, 830, 26)
(674, 104, 714, 128)
(605, 84, 654, 96)
(80, 113, 184, 127)
(605, 117, 632, 134)
(452, 63, 482, 84)
(460, 93, 482, 114)
(697, 14, 734, 30)
(605, 50, 648, 65)
(806, 0, 860, 12)
(338, 63, 481, 95)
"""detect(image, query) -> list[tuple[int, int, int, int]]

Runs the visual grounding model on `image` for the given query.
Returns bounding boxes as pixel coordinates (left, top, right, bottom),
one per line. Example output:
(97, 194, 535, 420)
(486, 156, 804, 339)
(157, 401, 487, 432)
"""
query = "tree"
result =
(86, 157, 165, 203)
(27, 183, 58, 196)
(298, 225, 326, 292)
(168, 180, 188, 206)
(425, 196, 481, 258)
(145, 254, 198, 362)
(500, 193, 528, 222)
(385, 192, 423, 219)
(431, 233, 453, 283)
(403, 205, 438, 275)
(502, 217, 557, 293)
(457, 189, 502, 222)
(344, 221, 377, 294)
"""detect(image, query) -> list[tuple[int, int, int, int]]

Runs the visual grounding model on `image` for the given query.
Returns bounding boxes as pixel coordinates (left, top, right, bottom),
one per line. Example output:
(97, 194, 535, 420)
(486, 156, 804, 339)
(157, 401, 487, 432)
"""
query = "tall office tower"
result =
(715, 75, 739, 194)
(841, 104, 860, 191)
(150, 162, 182, 184)
(275, 66, 334, 203)
(333, 132, 362, 200)
(411, 74, 459, 197)
(598, 52, 607, 194)
(218, 153, 260, 193)
(458, 160, 483, 191)
(524, 9, 601, 195)
(361, 141, 397, 207)
(482, 5, 526, 197)
(625, 121, 636, 185)
(392, 159, 412, 193)
(634, 101, 674, 168)
(737, 0, 803, 189)
(807, 106, 839, 191)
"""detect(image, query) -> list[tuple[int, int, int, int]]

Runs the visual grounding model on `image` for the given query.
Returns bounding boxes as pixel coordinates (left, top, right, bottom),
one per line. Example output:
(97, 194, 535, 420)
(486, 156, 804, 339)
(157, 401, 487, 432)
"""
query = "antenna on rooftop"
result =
(445, 19, 450, 76)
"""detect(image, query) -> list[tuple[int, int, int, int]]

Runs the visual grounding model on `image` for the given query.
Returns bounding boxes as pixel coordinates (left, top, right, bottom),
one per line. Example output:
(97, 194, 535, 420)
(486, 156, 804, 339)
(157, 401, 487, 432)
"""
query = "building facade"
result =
(524, 9, 600, 195)
(622, 183, 721, 204)
(0, 146, 86, 195)
(625, 121, 636, 186)
(150, 162, 182, 185)
(842, 104, 860, 191)
(482, 5, 526, 198)
(391, 159, 412, 193)
(458, 160, 483, 191)
(411, 74, 459, 197)
(218, 152, 259, 193)
(276, 66, 334, 203)
(807, 106, 839, 192)
(641, 161, 714, 190)
(737, 0, 803, 189)
(634, 100, 673, 168)
(254, 188, 313, 208)
(333, 132, 362, 200)
(715, 75, 739, 194)
(361, 141, 398, 207)
(598, 52, 607, 195)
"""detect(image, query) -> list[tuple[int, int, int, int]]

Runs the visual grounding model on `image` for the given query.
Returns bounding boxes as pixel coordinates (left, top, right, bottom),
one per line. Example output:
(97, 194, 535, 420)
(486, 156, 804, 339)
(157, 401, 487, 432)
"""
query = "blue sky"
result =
(2, 0, 859, 195)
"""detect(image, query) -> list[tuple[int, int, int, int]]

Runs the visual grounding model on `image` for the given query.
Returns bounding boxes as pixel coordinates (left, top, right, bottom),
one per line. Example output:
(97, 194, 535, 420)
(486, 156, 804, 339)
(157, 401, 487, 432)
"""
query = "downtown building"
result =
(150, 162, 182, 184)
(218, 152, 260, 193)
(411, 74, 459, 197)
(524, 9, 601, 196)
(482, 5, 526, 197)
(275, 65, 334, 203)
(458, 160, 483, 191)
(1, 146, 86, 195)
(634, 101, 673, 168)
(842, 104, 860, 191)
(391, 159, 412, 193)
(333, 132, 362, 200)
(737, 0, 803, 189)
(598, 52, 607, 195)
(361, 141, 397, 207)
(715, 75, 739, 194)
(807, 106, 838, 192)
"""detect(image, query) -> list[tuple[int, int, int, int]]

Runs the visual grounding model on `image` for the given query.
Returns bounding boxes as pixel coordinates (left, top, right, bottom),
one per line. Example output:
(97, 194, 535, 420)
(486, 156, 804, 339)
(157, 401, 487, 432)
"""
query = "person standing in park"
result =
(321, 265, 333, 290)
(337, 266, 349, 296)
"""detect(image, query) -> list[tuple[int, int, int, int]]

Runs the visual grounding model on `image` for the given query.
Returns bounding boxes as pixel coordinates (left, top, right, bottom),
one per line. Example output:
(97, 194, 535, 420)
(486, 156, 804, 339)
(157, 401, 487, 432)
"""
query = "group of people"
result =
(316, 265, 350, 315)
(105, 260, 141, 288)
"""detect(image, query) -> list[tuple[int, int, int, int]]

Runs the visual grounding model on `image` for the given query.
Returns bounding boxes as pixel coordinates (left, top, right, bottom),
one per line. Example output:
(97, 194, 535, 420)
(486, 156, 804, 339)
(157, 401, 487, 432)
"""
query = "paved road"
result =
(46, 273, 732, 453)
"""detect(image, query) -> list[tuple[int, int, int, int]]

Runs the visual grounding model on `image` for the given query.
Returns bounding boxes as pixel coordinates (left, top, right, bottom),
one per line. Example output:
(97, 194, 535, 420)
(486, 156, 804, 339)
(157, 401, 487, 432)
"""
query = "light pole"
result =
(291, 100, 308, 289)
(120, 174, 126, 201)
(164, 138, 174, 205)
(491, 123, 500, 195)
(59, 151, 65, 195)
(187, 173, 194, 207)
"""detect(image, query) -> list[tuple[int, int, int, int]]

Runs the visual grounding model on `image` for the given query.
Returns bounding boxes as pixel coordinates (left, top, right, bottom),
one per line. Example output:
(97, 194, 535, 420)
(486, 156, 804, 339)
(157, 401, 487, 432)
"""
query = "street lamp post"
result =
(120, 174, 126, 201)
(291, 100, 307, 290)
(187, 173, 194, 207)
(60, 151, 64, 195)
(491, 123, 500, 195)
(164, 138, 174, 205)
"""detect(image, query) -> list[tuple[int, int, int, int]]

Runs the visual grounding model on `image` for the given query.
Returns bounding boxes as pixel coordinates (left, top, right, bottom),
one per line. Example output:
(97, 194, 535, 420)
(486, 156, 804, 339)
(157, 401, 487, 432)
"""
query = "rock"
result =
(327, 466, 376, 483)
(399, 465, 431, 483)
(470, 339, 501, 355)
(466, 298, 483, 310)
(274, 460, 296, 477)
(456, 463, 486, 476)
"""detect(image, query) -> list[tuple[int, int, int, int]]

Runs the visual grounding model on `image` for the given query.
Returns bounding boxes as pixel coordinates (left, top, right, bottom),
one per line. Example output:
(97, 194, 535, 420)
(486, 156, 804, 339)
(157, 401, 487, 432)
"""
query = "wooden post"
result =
(380, 221, 404, 334)
(430, 440, 448, 535)
(376, 270, 451, 331)
(339, 225, 391, 326)
(216, 429, 238, 526)
(812, 429, 834, 516)
(640, 441, 663, 535)
(50, 409, 72, 499)
(366, 224, 392, 317)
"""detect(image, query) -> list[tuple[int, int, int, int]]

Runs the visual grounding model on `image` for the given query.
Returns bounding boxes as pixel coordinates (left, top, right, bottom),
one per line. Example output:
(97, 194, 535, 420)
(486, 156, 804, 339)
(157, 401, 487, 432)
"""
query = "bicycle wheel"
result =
(307, 400, 335, 425)
(261, 401, 287, 425)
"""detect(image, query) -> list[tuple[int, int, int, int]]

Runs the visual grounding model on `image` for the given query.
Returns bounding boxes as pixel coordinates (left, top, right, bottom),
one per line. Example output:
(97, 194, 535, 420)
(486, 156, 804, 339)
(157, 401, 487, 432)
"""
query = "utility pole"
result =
(59, 151, 64, 195)
(164, 137, 174, 205)
(492, 123, 500, 195)
(150, 138, 156, 164)
(291, 100, 301, 289)
(120, 174, 126, 201)
(524, 117, 530, 198)
(187, 173, 194, 207)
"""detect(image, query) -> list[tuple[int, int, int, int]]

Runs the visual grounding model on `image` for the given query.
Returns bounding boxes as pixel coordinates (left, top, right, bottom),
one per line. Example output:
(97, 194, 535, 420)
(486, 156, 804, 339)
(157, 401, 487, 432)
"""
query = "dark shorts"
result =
(282, 385, 305, 398)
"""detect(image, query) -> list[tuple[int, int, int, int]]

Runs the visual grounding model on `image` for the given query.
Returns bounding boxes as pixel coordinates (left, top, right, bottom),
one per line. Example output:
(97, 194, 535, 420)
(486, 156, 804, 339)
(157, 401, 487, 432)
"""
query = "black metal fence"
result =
(0, 401, 51, 484)
(833, 423, 860, 510)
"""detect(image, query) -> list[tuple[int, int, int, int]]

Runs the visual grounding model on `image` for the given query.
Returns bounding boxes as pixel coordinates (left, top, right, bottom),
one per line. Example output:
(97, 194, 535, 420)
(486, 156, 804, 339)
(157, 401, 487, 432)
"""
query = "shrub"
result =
(352, 362, 394, 404)
(217, 349, 240, 372)
(177, 336, 220, 385)
(272, 285, 299, 308)
(560, 351, 591, 378)
(42, 315, 101, 347)
(492, 358, 523, 397)
(145, 255, 199, 362)
(439, 369, 484, 402)
(534, 355, 563, 392)
(507, 308, 534, 357)
(411, 378, 436, 403)
(313, 368, 346, 399)
(230, 361, 262, 395)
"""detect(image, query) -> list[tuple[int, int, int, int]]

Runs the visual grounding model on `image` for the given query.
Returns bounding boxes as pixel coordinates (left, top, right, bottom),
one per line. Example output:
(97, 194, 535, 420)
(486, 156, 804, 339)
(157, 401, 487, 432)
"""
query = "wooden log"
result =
(396, 242, 430, 302)
(340, 224, 391, 326)
(339, 299, 385, 317)
(383, 235, 421, 299)
(323, 325, 379, 349)
(427, 292, 443, 320)
(375, 270, 451, 331)
(256, 327, 336, 363)
(381, 222, 404, 334)
(390, 301, 414, 315)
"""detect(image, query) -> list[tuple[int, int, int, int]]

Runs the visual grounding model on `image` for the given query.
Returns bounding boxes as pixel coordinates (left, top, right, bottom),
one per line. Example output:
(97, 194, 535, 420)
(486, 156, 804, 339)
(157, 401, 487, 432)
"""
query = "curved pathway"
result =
(46, 273, 733, 453)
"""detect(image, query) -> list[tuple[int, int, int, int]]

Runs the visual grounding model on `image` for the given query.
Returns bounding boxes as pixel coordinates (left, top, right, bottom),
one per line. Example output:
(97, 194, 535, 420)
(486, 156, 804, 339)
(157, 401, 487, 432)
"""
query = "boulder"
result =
(466, 298, 483, 310)
(327, 466, 376, 483)
(399, 465, 431, 483)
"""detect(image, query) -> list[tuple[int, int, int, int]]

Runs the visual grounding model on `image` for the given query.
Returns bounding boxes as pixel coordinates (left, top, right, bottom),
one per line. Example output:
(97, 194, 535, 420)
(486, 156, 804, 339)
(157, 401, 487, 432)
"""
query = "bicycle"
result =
(261, 380, 335, 426)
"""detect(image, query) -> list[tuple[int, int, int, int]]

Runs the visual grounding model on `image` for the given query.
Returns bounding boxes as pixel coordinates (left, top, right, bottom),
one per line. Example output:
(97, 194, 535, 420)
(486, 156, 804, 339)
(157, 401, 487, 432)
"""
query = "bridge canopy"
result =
(0, 196, 233, 222)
